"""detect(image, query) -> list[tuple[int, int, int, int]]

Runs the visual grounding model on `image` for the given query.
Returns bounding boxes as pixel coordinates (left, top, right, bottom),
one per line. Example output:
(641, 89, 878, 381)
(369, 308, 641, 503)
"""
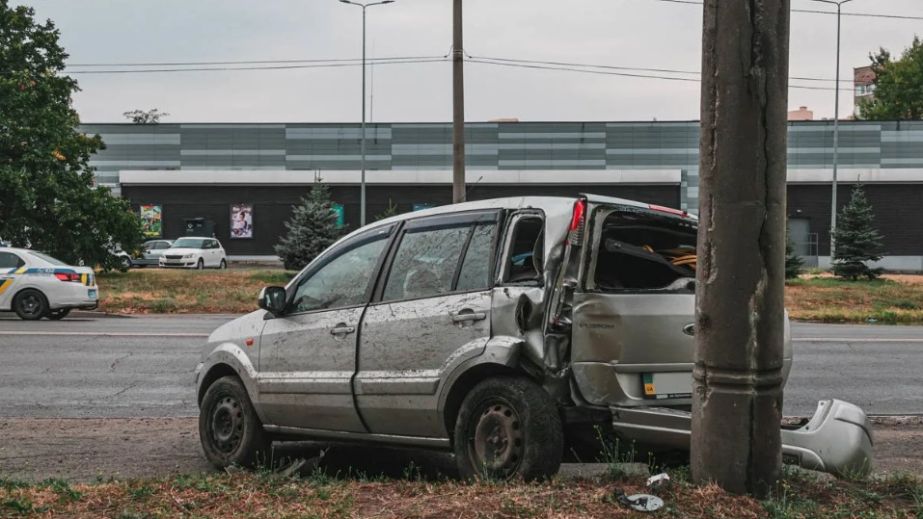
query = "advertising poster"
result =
(139, 204, 162, 238)
(332, 203, 345, 228)
(230, 203, 254, 239)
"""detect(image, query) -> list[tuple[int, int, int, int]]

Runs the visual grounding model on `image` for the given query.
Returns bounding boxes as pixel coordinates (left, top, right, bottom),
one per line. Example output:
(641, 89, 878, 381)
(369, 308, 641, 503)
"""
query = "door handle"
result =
(330, 324, 356, 336)
(451, 309, 487, 323)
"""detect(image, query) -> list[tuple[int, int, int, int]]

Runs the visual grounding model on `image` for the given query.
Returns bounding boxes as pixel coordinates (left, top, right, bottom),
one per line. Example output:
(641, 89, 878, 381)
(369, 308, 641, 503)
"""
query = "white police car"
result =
(0, 248, 99, 320)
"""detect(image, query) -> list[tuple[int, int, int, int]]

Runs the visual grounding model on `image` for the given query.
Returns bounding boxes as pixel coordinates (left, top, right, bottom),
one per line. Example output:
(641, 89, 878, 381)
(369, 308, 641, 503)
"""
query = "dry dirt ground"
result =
(1, 417, 921, 483)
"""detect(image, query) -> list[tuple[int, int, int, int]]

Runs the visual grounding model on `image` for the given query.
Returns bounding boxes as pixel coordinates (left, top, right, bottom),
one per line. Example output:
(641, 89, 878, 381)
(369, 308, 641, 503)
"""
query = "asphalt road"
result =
(0, 314, 921, 418)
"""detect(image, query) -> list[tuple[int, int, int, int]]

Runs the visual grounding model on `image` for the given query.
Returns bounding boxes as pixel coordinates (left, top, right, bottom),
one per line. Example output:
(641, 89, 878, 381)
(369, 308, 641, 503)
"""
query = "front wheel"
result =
(453, 376, 563, 481)
(47, 308, 71, 320)
(196, 258, 204, 270)
(199, 376, 271, 469)
(13, 289, 49, 321)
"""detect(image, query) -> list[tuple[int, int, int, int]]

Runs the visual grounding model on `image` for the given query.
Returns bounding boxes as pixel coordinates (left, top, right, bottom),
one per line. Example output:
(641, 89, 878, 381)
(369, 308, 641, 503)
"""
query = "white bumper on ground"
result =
(610, 399, 873, 478)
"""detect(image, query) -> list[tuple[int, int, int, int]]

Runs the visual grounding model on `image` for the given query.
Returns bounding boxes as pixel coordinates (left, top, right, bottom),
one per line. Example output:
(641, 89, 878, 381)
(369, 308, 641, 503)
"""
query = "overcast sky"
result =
(21, 0, 923, 123)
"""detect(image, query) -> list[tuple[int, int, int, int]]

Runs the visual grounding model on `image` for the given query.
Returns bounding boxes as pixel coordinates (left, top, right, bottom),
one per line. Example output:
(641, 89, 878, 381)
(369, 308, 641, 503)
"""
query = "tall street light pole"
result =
(340, 0, 394, 226)
(809, 0, 853, 261)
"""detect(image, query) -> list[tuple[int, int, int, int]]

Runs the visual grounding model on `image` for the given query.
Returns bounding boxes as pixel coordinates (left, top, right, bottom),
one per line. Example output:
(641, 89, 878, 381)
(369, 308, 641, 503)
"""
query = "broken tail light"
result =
(568, 199, 587, 244)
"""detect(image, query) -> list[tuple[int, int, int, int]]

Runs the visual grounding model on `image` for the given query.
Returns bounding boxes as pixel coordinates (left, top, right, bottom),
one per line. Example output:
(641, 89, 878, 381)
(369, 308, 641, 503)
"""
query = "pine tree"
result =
(275, 184, 341, 271)
(784, 226, 804, 279)
(374, 198, 400, 221)
(832, 184, 885, 280)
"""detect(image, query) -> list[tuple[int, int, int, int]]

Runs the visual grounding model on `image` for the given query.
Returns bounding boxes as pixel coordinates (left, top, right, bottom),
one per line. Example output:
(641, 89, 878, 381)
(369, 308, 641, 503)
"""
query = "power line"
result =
(468, 58, 849, 91)
(646, 0, 923, 21)
(67, 55, 446, 68)
(65, 58, 448, 75)
(471, 55, 854, 84)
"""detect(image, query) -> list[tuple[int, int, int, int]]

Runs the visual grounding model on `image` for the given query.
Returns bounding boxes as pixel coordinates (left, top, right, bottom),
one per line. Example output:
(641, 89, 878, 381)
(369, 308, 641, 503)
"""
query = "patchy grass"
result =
(96, 269, 923, 324)
(1, 467, 920, 518)
(785, 275, 923, 324)
(96, 269, 296, 314)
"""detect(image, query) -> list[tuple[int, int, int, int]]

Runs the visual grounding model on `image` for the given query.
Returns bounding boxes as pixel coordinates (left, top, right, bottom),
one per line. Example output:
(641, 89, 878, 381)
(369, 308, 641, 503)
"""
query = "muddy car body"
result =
(196, 195, 872, 479)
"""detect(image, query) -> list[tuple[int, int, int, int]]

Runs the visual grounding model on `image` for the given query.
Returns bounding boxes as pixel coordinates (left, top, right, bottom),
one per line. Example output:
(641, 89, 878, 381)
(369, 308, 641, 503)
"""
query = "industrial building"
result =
(80, 120, 923, 270)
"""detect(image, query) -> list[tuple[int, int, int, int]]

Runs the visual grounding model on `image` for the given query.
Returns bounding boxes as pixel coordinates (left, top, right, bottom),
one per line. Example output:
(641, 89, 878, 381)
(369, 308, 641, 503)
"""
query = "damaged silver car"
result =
(195, 195, 873, 480)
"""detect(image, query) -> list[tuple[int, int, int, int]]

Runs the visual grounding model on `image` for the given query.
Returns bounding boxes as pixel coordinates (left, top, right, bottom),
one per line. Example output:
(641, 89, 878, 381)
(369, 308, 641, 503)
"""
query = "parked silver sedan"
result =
(195, 195, 872, 480)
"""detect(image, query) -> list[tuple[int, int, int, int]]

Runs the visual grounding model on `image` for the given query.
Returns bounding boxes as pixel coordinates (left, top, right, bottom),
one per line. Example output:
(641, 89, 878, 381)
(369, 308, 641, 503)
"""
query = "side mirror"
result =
(258, 286, 287, 316)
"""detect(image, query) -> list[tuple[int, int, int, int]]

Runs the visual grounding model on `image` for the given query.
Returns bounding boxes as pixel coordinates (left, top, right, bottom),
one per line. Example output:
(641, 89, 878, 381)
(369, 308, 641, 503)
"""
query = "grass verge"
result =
(785, 276, 923, 324)
(96, 269, 296, 314)
(1, 466, 921, 518)
(96, 270, 923, 324)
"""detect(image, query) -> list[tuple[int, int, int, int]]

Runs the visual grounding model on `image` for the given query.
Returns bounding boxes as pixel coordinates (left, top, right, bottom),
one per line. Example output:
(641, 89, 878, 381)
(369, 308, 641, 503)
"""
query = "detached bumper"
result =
(611, 399, 873, 478)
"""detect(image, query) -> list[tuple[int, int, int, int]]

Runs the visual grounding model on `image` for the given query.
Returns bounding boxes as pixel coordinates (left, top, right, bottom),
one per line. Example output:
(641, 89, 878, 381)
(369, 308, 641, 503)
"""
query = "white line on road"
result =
(795, 338, 923, 343)
(0, 331, 209, 338)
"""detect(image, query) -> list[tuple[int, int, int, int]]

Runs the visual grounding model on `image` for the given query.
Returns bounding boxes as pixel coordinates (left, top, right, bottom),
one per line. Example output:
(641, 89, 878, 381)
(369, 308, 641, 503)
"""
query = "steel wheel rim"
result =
(469, 398, 524, 477)
(210, 395, 244, 454)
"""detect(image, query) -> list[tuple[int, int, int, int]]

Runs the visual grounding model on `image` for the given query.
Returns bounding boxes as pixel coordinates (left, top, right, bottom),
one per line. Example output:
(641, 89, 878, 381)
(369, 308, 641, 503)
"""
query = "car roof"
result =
(175, 236, 215, 240)
(0, 247, 33, 255)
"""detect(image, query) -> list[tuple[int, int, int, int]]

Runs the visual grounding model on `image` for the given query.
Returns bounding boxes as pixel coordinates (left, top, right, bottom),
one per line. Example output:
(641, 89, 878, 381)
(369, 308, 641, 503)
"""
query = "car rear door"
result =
(256, 225, 394, 432)
(568, 197, 698, 407)
(355, 211, 500, 438)
(0, 251, 26, 309)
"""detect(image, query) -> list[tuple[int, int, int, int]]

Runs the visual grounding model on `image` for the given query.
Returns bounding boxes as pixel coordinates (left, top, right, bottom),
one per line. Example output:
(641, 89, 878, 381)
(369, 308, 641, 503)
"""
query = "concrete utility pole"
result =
(452, 0, 466, 203)
(692, 0, 790, 498)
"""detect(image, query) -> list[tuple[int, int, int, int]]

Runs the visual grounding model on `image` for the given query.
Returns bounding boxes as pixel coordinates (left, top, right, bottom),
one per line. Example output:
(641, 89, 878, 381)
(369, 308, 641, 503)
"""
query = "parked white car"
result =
(159, 237, 228, 269)
(0, 248, 98, 320)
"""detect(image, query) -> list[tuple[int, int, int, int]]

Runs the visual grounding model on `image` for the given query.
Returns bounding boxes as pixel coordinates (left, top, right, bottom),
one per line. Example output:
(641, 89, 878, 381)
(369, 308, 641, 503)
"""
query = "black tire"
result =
(196, 258, 205, 270)
(219, 259, 227, 270)
(453, 376, 563, 481)
(120, 257, 131, 271)
(47, 308, 71, 320)
(13, 289, 49, 321)
(199, 376, 271, 469)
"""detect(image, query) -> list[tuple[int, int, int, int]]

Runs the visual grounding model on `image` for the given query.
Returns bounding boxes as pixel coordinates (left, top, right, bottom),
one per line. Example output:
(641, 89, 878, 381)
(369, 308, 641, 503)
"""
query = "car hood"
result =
(163, 248, 203, 255)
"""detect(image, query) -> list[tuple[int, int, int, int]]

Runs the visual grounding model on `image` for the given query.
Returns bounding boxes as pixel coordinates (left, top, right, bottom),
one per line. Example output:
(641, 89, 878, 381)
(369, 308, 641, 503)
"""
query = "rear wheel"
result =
(119, 257, 131, 271)
(196, 258, 205, 270)
(13, 289, 48, 321)
(219, 259, 227, 269)
(47, 308, 71, 320)
(199, 376, 271, 469)
(453, 376, 563, 481)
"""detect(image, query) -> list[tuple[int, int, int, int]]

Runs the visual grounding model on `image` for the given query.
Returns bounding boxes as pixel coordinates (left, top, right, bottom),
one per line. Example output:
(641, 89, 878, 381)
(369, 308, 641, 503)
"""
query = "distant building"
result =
(788, 106, 814, 121)
(854, 65, 877, 117)
(79, 120, 923, 270)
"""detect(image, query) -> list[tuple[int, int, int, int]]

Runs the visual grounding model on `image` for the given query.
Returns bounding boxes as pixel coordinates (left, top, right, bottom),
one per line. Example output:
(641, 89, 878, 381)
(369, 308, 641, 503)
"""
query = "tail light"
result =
(55, 272, 81, 282)
(568, 199, 586, 244)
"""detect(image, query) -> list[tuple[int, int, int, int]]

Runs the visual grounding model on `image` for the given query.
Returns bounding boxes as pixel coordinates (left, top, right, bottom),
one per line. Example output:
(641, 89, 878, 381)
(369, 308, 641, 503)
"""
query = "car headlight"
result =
(183, 254, 194, 259)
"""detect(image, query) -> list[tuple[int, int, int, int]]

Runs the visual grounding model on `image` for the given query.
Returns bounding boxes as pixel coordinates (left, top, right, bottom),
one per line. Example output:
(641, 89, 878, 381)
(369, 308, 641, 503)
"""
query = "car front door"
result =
(207, 240, 220, 266)
(257, 225, 394, 432)
(355, 211, 499, 438)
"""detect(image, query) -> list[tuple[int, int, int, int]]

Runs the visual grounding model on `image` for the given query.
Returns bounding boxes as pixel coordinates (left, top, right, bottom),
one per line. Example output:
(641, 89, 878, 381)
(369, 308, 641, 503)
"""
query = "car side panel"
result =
(355, 291, 492, 437)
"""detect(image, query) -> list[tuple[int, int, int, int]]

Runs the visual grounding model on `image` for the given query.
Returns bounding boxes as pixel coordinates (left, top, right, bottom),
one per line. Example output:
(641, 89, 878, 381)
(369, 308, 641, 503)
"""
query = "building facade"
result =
(80, 121, 923, 269)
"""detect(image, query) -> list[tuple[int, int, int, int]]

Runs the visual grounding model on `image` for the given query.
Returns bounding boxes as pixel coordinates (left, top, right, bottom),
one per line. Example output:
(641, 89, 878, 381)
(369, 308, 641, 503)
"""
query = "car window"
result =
(455, 223, 497, 292)
(157, 242, 170, 249)
(383, 225, 471, 301)
(0, 252, 24, 269)
(172, 238, 206, 249)
(503, 216, 544, 285)
(27, 251, 67, 266)
(290, 236, 388, 313)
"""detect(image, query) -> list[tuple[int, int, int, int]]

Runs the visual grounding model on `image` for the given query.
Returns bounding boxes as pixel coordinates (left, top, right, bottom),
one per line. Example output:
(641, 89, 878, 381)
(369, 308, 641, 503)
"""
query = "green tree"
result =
(123, 108, 168, 124)
(859, 37, 923, 120)
(832, 184, 885, 280)
(0, 1, 142, 269)
(374, 198, 400, 221)
(275, 184, 342, 270)
(784, 225, 804, 280)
